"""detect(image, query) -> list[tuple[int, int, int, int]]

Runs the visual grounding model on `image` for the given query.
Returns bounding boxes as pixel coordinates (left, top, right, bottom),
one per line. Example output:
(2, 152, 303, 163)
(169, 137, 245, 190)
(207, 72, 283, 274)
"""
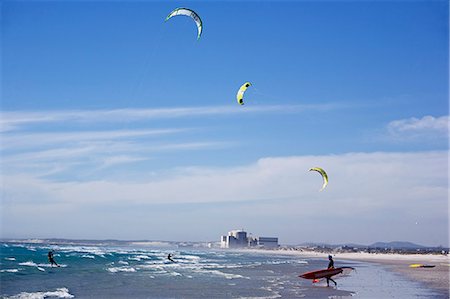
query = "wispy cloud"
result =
(0, 104, 338, 178)
(1, 128, 188, 150)
(386, 115, 449, 141)
(1, 127, 204, 177)
(0, 104, 339, 132)
(2, 140, 231, 178)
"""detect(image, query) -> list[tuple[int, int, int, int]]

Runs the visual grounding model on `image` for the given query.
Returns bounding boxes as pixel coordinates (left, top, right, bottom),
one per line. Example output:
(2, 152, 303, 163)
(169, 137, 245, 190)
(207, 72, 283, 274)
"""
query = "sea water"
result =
(0, 241, 445, 298)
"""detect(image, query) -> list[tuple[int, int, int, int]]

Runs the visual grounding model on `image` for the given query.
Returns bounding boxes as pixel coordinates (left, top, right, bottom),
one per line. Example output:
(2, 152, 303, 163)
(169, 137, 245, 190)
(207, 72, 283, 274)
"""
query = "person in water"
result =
(48, 250, 60, 267)
(167, 253, 175, 263)
(326, 255, 337, 287)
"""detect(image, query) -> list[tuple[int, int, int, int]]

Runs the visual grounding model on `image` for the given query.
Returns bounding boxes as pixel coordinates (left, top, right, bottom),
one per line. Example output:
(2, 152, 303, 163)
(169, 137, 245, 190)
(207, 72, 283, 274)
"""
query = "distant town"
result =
(2, 229, 448, 256)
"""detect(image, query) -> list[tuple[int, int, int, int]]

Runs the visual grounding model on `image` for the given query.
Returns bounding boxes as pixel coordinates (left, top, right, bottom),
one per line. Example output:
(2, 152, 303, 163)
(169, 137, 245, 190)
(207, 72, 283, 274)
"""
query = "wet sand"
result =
(241, 249, 450, 296)
(335, 252, 450, 294)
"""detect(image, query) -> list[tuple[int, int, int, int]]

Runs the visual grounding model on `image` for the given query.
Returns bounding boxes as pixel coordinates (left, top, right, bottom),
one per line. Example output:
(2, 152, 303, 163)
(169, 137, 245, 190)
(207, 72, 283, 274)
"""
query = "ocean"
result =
(0, 241, 445, 298)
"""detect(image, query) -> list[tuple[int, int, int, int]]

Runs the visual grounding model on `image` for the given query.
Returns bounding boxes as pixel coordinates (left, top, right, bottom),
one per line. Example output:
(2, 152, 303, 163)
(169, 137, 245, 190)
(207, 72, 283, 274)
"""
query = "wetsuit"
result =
(328, 259, 334, 269)
(48, 251, 59, 267)
(326, 257, 337, 287)
(167, 254, 175, 263)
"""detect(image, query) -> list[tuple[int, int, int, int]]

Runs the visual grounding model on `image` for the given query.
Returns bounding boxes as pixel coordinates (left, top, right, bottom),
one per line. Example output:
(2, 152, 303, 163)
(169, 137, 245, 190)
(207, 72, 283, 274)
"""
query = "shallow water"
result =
(0, 242, 444, 298)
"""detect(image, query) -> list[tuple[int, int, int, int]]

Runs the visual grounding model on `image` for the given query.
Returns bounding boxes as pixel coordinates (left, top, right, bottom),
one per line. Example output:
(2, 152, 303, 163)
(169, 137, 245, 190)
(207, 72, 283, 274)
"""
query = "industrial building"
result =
(254, 237, 279, 249)
(220, 229, 278, 249)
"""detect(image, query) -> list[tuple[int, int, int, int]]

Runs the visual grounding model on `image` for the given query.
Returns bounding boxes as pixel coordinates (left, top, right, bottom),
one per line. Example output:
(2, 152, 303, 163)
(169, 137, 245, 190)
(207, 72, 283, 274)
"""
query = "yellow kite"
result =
(309, 167, 328, 191)
(237, 82, 252, 105)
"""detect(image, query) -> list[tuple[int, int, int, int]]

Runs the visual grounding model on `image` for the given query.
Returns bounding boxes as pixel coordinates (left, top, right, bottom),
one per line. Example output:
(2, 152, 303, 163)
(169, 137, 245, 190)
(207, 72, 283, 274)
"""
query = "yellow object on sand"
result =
(409, 264, 423, 268)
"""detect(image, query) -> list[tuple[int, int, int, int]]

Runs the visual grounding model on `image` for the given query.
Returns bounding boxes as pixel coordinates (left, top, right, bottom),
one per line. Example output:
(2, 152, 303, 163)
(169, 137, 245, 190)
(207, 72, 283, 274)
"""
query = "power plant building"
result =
(254, 237, 279, 249)
(221, 230, 248, 248)
(221, 229, 278, 249)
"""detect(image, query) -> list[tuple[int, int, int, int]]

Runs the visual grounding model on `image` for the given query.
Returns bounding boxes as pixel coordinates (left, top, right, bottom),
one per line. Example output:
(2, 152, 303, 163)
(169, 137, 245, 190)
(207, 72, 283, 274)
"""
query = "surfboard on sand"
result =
(409, 264, 436, 268)
(299, 267, 355, 281)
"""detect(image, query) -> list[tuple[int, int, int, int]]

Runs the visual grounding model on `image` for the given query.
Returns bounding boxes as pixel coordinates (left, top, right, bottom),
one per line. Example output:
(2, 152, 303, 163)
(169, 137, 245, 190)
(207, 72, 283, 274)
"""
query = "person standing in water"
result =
(326, 255, 337, 287)
(48, 250, 60, 267)
(167, 253, 175, 263)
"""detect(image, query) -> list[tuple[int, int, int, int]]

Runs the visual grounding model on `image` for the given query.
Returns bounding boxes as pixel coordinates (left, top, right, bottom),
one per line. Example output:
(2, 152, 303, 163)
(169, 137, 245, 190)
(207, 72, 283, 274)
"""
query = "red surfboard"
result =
(299, 267, 354, 280)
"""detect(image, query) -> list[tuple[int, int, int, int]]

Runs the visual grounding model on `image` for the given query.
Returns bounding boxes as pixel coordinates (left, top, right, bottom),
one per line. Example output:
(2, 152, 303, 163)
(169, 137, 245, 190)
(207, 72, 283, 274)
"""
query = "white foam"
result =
(18, 261, 67, 269)
(128, 257, 140, 261)
(37, 263, 67, 268)
(118, 261, 129, 265)
(216, 263, 249, 269)
(138, 263, 168, 272)
(81, 255, 95, 259)
(5, 257, 16, 261)
(193, 268, 249, 279)
(236, 295, 282, 299)
(19, 261, 38, 267)
(128, 254, 152, 261)
(134, 255, 151, 260)
(5, 287, 74, 299)
(129, 241, 172, 247)
(266, 260, 290, 265)
(0, 269, 20, 273)
(178, 254, 201, 261)
(51, 245, 108, 257)
(107, 266, 137, 273)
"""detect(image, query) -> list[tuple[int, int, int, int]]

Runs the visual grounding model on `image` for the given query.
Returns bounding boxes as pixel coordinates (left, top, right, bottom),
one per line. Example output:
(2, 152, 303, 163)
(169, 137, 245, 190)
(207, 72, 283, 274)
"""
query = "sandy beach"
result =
(258, 249, 450, 296)
(335, 252, 450, 293)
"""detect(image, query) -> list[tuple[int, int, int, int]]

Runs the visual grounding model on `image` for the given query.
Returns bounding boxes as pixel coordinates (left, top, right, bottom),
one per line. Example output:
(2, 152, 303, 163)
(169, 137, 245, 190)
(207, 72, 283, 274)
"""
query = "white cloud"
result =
(2, 150, 448, 245)
(387, 115, 449, 141)
(0, 104, 337, 132)
(3, 150, 447, 206)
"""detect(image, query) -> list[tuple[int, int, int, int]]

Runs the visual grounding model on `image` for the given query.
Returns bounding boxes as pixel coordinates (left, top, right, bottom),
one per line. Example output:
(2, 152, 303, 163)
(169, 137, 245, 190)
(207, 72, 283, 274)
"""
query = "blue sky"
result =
(1, 0, 448, 246)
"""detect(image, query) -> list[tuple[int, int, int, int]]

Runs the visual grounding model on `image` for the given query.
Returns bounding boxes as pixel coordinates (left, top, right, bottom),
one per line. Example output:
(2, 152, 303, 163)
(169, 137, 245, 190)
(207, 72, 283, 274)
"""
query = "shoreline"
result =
(240, 248, 450, 294)
(334, 251, 450, 294)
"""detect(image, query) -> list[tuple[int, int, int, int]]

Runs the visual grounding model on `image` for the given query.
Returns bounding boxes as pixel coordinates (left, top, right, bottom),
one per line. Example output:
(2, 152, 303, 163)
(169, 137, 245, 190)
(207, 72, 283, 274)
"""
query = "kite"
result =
(165, 8, 203, 40)
(237, 82, 252, 105)
(309, 167, 328, 191)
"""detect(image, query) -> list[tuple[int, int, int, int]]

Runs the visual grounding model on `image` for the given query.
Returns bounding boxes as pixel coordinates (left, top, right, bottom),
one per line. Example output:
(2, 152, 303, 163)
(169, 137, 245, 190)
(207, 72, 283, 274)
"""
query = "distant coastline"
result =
(2, 237, 448, 255)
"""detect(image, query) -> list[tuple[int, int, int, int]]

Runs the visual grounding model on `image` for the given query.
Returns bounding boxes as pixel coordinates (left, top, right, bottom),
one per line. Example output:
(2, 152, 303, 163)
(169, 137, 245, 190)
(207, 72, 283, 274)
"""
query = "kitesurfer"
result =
(167, 253, 175, 263)
(48, 250, 60, 267)
(326, 255, 337, 287)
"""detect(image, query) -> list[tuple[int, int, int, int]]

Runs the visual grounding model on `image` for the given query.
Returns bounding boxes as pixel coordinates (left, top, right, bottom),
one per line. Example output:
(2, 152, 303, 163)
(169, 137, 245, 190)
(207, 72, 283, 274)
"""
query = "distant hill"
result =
(369, 241, 425, 249)
(296, 242, 366, 248)
(294, 241, 432, 249)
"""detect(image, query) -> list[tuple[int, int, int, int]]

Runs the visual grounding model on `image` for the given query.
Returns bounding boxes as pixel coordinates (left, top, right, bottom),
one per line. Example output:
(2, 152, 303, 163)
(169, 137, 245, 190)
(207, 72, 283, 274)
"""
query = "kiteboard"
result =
(409, 264, 435, 268)
(299, 267, 355, 281)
